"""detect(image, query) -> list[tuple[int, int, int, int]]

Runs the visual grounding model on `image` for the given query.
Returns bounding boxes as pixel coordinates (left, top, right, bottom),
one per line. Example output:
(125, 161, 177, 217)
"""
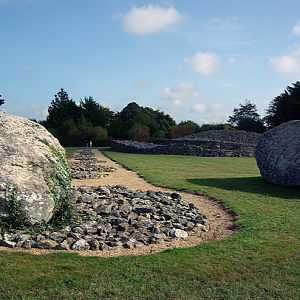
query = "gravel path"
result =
(0, 149, 239, 257)
(70, 149, 239, 257)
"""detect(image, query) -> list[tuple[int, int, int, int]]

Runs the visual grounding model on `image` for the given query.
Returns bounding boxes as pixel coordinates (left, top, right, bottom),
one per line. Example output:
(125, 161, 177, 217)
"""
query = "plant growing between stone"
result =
(43, 139, 74, 228)
(0, 185, 27, 231)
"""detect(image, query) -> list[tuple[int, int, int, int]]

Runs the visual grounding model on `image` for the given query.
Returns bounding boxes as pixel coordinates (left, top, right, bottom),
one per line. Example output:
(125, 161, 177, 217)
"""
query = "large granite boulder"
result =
(0, 112, 71, 225)
(255, 120, 300, 186)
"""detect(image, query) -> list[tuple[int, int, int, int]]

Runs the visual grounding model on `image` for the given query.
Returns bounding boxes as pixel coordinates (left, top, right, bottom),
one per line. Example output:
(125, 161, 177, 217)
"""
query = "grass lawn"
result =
(0, 147, 299, 299)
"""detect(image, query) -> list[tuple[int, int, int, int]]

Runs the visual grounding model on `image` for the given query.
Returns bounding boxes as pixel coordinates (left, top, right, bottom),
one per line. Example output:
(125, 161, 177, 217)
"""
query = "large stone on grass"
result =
(0, 112, 71, 224)
(255, 120, 300, 186)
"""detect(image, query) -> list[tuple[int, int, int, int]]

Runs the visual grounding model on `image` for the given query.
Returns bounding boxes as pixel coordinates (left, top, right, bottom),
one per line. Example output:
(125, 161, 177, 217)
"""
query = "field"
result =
(0, 147, 299, 299)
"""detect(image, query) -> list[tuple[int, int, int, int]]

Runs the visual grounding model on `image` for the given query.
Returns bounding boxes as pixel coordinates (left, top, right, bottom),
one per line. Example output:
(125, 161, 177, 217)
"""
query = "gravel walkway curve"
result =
(0, 149, 239, 257)
(70, 149, 239, 257)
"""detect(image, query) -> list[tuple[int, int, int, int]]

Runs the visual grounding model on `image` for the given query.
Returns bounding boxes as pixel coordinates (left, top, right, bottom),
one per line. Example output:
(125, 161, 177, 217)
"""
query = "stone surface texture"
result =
(0, 111, 70, 224)
(255, 120, 300, 186)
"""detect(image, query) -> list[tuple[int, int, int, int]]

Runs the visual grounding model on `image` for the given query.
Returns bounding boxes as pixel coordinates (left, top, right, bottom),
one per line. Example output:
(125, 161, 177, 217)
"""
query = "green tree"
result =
(170, 120, 200, 138)
(44, 88, 82, 129)
(228, 100, 265, 133)
(79, 96, 114, 128)
(116, 102, 176, 140)
(199, 123, 235, 131)
(265, 81, 300, 128)
(128, 124, 150, 141)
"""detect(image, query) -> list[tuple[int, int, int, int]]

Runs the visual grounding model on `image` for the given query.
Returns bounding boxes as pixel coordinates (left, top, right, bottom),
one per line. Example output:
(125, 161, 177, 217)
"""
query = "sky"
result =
(2, 0, 300, 124)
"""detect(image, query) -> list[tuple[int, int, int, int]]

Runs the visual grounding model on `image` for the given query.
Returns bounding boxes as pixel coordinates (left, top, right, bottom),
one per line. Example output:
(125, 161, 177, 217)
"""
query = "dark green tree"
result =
(228, 99, 265, 133)
(44, 88, 82, 129)
(116, 102, 176, 139)
(79, 96, 114, 128)
(265, 81, 300, 128)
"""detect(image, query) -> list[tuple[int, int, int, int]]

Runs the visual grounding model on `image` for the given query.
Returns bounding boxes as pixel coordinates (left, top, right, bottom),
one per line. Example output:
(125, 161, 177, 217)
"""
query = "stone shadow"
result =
(186, 177, 300, 200)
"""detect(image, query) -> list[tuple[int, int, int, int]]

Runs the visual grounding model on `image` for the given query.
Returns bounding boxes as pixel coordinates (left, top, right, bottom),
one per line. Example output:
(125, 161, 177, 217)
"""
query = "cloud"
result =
(22, 65, 33, 71)
(136, 78, 154, 88)
(160, 82, 200, 106)
(209, 103, 226, 111)
(292, 21, 300, 36)
(269, 47, 300, 75)
(228, 57, 236, 64)
(192, 104, 206, 113)
(121, 4, 183, 36)
(184, 52, 222, 76)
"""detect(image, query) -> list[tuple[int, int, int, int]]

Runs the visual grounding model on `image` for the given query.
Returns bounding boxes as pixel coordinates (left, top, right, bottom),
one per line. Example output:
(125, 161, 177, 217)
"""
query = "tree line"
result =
(2, 81, 299, 146)
(37, 81, 300, 146)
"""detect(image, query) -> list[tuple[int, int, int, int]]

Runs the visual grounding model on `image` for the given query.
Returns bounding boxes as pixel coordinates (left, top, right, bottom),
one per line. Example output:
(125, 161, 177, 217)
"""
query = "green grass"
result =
(0, 147, 299, 299)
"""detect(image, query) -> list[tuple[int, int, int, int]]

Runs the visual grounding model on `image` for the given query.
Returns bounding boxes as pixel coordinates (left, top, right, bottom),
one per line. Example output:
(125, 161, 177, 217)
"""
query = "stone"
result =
(0, 239, 16, 248)
(55, 240, 70, 250)
(32, 239, 58, 249)
(0, 111, 72, 225)
(0, 153, 208, 251)
(170, 228, 188, 238)
(255, 120, 300, 186)
(71, 239, 90, 250)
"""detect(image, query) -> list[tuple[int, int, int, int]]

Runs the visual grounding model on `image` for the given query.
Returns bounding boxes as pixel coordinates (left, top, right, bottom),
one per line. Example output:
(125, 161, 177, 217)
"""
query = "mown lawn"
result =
(0, 147, 299, 299)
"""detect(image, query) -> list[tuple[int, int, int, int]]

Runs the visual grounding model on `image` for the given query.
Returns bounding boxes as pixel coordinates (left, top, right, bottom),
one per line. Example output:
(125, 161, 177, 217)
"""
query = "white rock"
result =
(0, 112, 71, 224)
(170, 228, 188, 238)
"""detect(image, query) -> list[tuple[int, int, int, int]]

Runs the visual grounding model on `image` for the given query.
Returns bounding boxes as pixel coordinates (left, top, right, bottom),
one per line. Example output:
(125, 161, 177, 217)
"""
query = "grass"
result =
(0, 147, 299, 299)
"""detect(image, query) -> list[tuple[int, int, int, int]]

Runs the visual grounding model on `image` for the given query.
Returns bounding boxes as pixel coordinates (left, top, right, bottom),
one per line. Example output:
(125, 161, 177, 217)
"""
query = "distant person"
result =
(89, 140, 93, 147)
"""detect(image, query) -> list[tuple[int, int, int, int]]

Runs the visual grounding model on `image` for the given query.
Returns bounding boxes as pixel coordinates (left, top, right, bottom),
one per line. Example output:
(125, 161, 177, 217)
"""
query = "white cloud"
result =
(161, 82, 200, 106)
(136, 78, 154, 88)
(292, 21, 300, 36)
(269, 48, 300, 75)
(184, 52, 222, 76)
(122, 4, 183, 36)
(228, 57, 236, 64)
(192, 104, 206, 113)
(209, 103, 226, 112)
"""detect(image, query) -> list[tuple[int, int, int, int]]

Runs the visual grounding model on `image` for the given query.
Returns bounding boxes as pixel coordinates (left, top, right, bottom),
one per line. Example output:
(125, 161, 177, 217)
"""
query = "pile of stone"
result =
(0, 185, 207, 250)
(70, 149, 116, 179)
(111, 130, 261, 157)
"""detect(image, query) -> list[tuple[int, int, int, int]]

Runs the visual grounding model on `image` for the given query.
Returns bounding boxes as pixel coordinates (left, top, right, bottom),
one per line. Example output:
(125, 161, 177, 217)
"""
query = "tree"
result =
(170, 120, 200, 138)
(199, 123, 235, 131)
(228, 100, 265, 133)
(116, 102, 176, 140)
(0, 95, 4, 107)
(265, 81, 300, 128)
(128, 124, 150, 141)
(45, 88, 82, 129)
(79, 96, 114, 128)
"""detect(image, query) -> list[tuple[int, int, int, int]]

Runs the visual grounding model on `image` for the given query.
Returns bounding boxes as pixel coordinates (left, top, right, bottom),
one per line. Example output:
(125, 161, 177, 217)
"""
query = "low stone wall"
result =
(111, 130, 261, 157)
(111, 140, 256, 157)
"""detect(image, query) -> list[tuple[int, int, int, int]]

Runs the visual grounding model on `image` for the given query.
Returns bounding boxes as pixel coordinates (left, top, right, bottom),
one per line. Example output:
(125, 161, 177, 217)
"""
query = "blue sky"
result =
(2, 0, 300, 124)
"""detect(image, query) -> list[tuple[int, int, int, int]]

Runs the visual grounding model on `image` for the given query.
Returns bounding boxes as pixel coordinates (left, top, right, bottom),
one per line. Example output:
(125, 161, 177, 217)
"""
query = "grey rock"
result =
(21, 240, 34, 249)
(71, 239, 90, 250)
(0, 111, 71, 224)
(170, 228, 188, 238)
(0, 239, 16, 248)
(55, 240, 70, 250)
(32, 239, 58, 249)
(255, 120, 300, 186)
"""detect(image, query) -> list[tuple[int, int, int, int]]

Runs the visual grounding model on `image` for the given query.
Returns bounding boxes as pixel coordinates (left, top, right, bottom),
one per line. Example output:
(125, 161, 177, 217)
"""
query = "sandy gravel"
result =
(0, 149, 239, 257)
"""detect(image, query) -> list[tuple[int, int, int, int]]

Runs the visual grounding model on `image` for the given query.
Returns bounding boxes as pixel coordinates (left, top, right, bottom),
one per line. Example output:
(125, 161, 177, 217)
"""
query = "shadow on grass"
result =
(187, 177, 300, 200)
